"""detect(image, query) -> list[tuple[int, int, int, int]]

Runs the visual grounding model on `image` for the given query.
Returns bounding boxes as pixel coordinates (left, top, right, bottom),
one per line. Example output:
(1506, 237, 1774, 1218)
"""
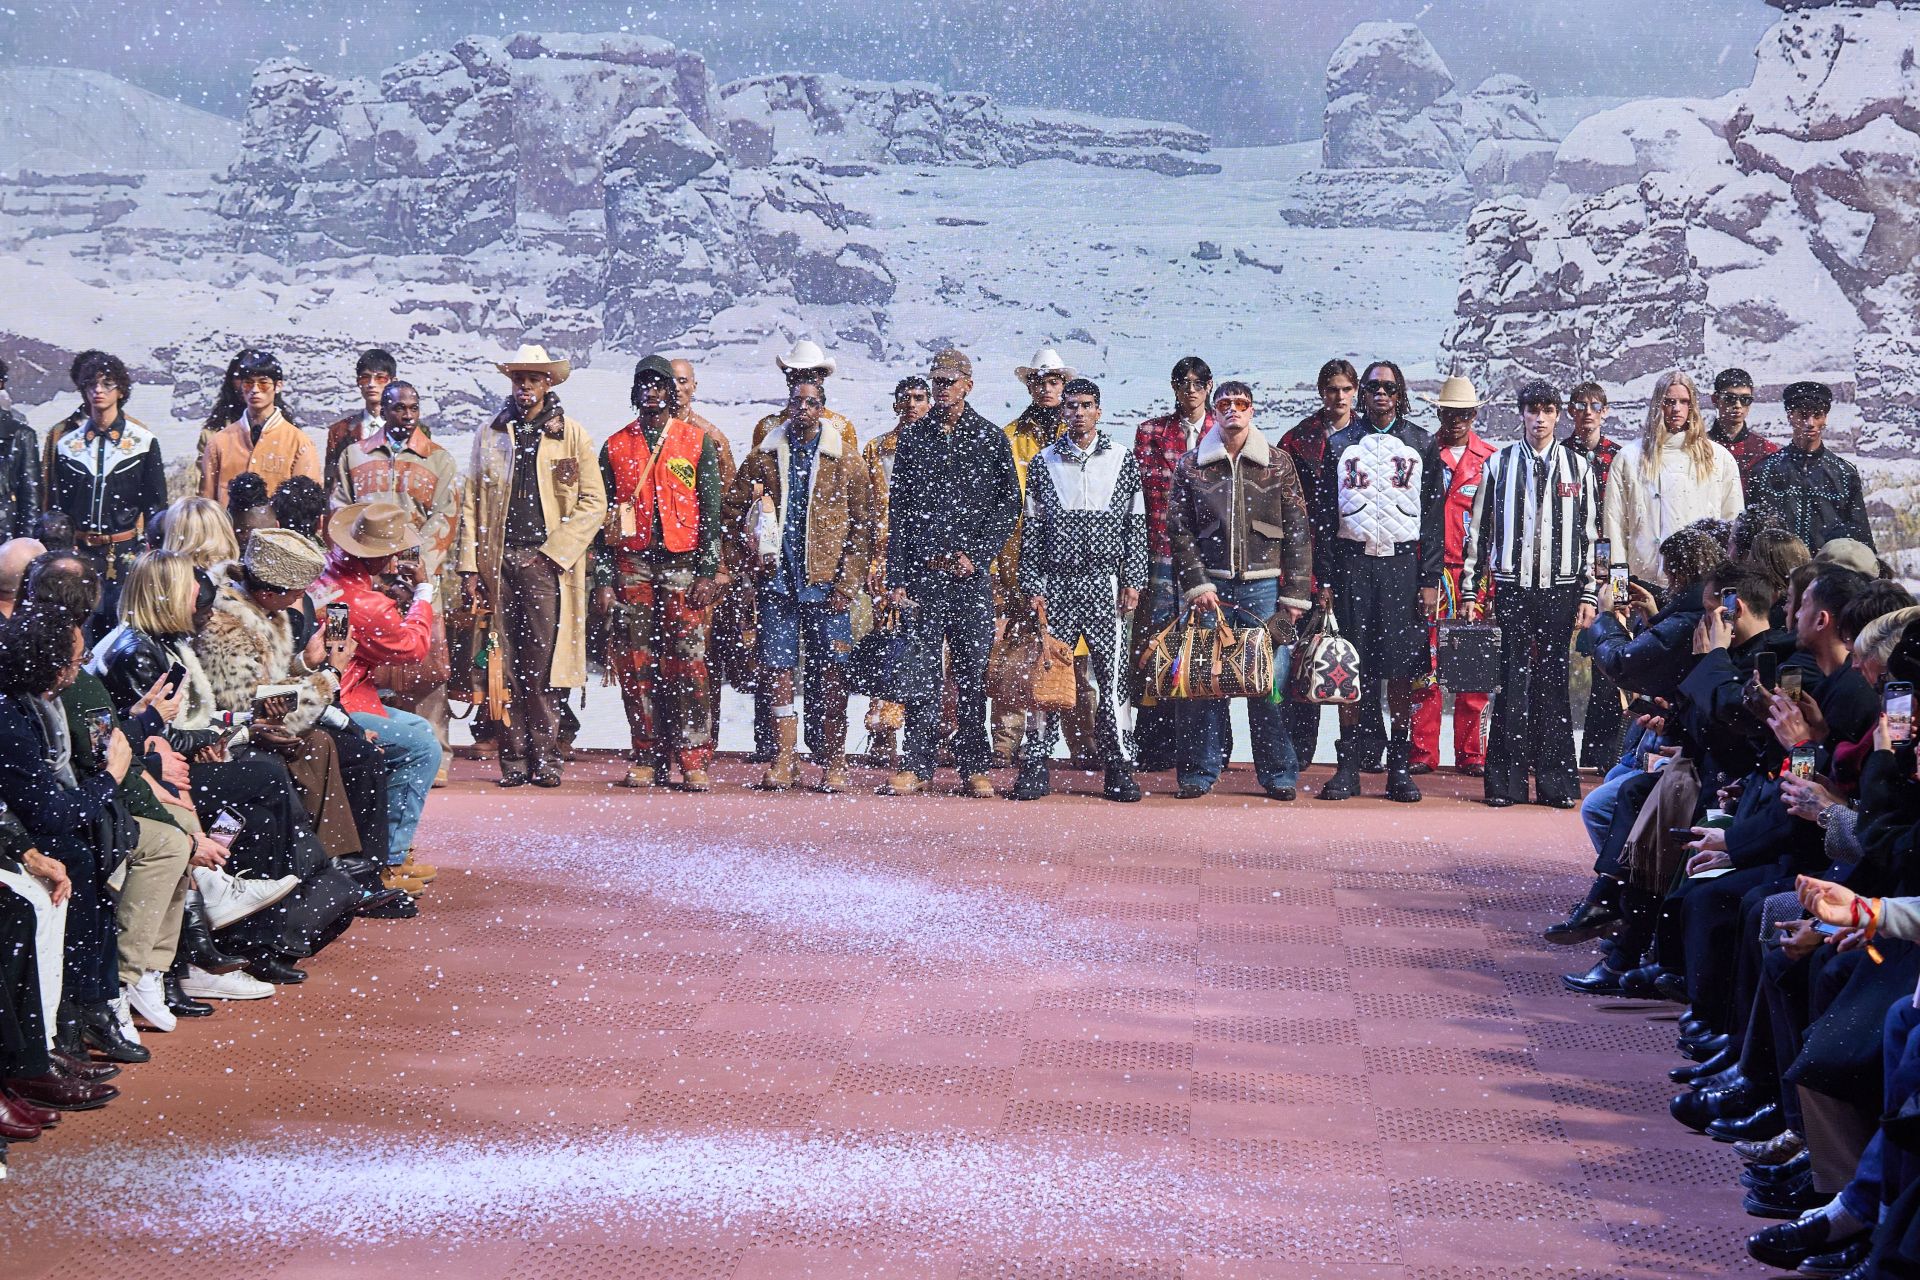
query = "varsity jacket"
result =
(1323, 416, 1446, 588)
(1745, 445, 1874, 553)
(1461, 439, 1598, 604)
(47, 411, 169, 541)
(1015, 430, 1148, 600)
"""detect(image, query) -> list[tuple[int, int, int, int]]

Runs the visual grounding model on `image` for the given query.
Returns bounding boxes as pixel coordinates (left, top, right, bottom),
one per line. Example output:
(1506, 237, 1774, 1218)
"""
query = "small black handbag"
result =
(1435, 619, 1502, 693)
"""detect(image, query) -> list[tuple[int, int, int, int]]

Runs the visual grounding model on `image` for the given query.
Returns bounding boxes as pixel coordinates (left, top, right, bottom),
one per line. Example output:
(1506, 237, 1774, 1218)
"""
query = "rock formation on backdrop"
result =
(1279, 22, 1556, 231)
(1441, 1, 1920, 453)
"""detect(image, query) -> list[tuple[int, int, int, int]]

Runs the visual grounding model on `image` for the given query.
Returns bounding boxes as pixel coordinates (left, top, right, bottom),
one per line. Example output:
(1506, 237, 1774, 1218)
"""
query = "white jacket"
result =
(1602, 437, 1742, 585)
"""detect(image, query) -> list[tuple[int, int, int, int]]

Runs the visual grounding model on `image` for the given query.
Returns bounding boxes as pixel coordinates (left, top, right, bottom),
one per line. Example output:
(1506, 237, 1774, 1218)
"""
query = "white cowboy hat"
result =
(495, 343, 571, 386)
(1015, 346, 1076, 385)
(775, 339, 837, 378)
(1424, 374, 1485, 410)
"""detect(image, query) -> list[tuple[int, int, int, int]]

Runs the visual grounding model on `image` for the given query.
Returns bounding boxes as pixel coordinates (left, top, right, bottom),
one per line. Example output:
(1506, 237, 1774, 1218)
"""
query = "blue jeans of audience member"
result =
(351, 708, 442, 866)
(1581, 726, 1658, 858)
(1174, 577, 1297, 794)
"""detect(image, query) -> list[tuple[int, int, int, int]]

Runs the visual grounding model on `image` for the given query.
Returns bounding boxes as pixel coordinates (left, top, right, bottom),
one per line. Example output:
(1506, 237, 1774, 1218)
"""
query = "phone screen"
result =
(1594, 538, 1611, 577)
(209, 807, 245, 847)
(88, 708, 114, 757)
(1719, 588, 1740, 614)
(1886, 682, 1914, 744)
(1756, 652, 1779, 690)
(1779, 667, 1804, 699)
(1790, 747, 1816, 778)
(326, 602, 351, 641)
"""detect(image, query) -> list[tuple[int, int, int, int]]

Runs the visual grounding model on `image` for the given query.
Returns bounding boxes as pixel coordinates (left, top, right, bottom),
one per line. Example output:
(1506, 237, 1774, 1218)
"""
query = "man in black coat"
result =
(0, 358, 41, 539)
(880, 348, 1020, 797)
(1745, 381, 1875, 554)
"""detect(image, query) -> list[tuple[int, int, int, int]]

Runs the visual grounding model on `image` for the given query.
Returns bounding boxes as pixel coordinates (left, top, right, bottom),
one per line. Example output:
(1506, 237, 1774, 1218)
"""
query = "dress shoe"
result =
(1408, 761, 1434, 775)
(680, 768, 712, 792)
(181, 896, 249, 974)
(1736, 1128, 1807, 1165)
(1679, 1014, 1707, 1037)
(1103, 765, 1142, 803)
(1671, 1080, 1765, 1131)
(78, 1001, 149, 1064)
(1829, 1261, 1873, 1280)
(617, 764, 657, 788)
(5, 1071, 117, 1111)
(878, 771, 925, 796)
(1685, 1064, 1745, 1094)
(0, 1090, 46, 1140)
(1010, 764, 1050, 801)
(1709, 1102, 1785, 1143)
(1543, 899, 1623, 945)
(1, 1088, 59, 1128)
(1747, 1213, 1855, 1269)
(1563, 960, 1630, 995)
(1680, 1031, 1734, 1063)
(963, 773, 996, 799)
(1742, 1173, 1821, 1218)
(247, 955, 308, 985)
(357, 885, 413, 915)
(1175, 783, 1212, 799)
(532, 764, 564, 788)
(180, 965, 274, 1000)
(1653, 970, 1689, 1002)
(1542, 795, 1578, 809)
(358, 892, 419, 920)
(1458, 762, 1486, 778)
(1262, 783, 1297, 802)
(1799, 1238, 1871, 1278)
(1484, 796, 1516, 808)
(52, 1050, 118, 1083)
(1670, 1046, 1739, 1083)
(1741, 1150, 1810, 1187)
(1619, 964, 1682, 1000)
(195, 868, 301, 930)
(163, 965, 214, 1018)
(497, 769, 532, 788)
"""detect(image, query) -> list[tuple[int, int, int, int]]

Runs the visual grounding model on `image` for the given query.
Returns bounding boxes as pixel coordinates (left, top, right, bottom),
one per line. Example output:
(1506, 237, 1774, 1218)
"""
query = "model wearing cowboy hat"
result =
(456, 344, 606, 788)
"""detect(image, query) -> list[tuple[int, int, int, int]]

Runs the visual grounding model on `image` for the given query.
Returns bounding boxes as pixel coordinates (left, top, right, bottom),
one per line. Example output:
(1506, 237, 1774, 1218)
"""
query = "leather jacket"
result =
(0, 406, 40, 538)
(90, 624, 224, 757)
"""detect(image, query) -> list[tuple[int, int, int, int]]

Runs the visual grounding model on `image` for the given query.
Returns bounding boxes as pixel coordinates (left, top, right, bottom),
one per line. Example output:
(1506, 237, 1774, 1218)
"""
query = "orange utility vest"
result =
(603, 417, 703, 553)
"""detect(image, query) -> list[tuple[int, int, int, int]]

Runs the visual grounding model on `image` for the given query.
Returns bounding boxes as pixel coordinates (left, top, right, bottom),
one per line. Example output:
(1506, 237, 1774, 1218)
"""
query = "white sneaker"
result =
(194, 868, 301, 930)
(124, 971, 176, 1033)
(179, 965, 275, 1001)
(113, 992, 144, 1044)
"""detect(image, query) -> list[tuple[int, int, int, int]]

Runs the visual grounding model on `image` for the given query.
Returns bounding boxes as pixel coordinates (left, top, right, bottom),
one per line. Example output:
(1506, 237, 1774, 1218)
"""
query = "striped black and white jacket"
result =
(1461, 439, 1598, 604)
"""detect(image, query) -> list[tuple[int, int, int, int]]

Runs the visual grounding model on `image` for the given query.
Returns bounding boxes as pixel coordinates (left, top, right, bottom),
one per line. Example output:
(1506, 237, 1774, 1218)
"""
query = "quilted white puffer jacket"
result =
(1335, 429, 1426, 555)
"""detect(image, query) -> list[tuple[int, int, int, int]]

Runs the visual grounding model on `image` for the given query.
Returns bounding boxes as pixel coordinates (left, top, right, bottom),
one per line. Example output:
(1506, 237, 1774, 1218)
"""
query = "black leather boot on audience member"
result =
(1543, 878, 1623, 945)
(1562, 959, 1630, 995)
(1319, 739, 1361, 801)
(181, 897, 248, 974)
(77, 1002, 149, 1064)
(163, 956, 214, 1018)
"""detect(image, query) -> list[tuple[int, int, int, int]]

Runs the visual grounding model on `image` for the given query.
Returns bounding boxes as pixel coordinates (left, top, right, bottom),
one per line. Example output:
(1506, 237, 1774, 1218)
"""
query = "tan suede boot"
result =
(758, 717, 798, 790)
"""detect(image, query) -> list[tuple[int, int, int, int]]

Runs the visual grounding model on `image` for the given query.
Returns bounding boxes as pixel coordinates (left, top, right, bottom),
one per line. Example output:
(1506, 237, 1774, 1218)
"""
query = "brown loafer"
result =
(963, 773, 997, 799)
(5, 1071, 118, 1111)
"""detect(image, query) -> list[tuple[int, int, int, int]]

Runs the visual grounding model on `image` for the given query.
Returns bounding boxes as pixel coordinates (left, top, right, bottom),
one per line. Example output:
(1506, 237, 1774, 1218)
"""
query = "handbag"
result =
(847, 597, 909, 701)
(1435, 618, 1502, 693)
(986, 601, 1079, 713)
(1142, 599, 1276, 702)
(1288, 590, 1362, 705)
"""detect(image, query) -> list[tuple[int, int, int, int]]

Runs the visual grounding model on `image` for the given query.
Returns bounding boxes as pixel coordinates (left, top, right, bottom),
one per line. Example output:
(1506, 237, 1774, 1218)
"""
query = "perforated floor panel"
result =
(6, 754, 1759, 1277)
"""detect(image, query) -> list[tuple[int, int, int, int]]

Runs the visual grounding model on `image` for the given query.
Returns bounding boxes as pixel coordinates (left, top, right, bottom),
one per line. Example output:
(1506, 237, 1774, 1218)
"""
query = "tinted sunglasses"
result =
(1717, 392, 1755, 406)
(1568, 400, 1606, 412)
(1362, 379, 1399, 394)
(1213, 396, 1253, 411)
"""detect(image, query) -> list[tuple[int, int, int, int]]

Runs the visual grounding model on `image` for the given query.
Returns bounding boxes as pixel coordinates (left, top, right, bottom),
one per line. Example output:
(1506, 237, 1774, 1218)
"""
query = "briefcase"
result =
(1435, 619, 1502, 693)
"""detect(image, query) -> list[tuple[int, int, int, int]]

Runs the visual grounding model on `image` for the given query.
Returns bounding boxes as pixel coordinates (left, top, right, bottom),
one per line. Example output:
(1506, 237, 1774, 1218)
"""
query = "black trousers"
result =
(1580, 655, 1626, 770)
(325, 722, 391, 866)
(1675, 864, 1784, 1032)
(0, 888, 50, 1078)
(901, 574, 995, 779)
(1483, 584, 1581, 804)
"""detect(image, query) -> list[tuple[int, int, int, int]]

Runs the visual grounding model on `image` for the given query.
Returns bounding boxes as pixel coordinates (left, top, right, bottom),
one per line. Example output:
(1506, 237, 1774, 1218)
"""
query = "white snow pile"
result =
(716, 73, 1217, 176)
(1442, 2, 1920, 453)
(1280, 22, 1556, 231)
(0, 67, 238, 173)
(13, 1130, 1282, 1252)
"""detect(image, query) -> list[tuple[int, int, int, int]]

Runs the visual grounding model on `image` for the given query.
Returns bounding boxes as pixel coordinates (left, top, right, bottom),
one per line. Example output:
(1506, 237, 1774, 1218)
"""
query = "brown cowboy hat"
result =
(329, 501, 421, 559)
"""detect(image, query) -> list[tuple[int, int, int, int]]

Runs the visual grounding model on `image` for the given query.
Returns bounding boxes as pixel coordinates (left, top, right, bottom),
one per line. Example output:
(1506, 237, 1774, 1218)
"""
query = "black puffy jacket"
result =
(1587, 582, 1706, 700)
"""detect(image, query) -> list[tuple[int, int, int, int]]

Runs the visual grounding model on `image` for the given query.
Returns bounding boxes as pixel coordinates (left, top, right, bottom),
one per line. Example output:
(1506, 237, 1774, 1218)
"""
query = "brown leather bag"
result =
(986, 602, 1078, 713)
(1142, 600, 1276, 701)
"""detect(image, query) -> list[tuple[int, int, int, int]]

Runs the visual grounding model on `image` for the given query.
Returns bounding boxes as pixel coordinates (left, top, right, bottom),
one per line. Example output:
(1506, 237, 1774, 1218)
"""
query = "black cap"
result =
(1517, 380, 1561, 410)
(1713, 367, 1755, 394)
(632, 354, 675, 385)
(1783, 381, 1833, 414)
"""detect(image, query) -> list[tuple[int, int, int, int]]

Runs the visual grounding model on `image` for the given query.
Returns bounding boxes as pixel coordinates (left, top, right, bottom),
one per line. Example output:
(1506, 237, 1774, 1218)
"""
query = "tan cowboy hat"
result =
(775, 339, 837, 378)
(1424, 374, 1485, 410)
(329, 501, 422, 559)
(495, 343, 571, 386)
(1015, 346, 1076, 385)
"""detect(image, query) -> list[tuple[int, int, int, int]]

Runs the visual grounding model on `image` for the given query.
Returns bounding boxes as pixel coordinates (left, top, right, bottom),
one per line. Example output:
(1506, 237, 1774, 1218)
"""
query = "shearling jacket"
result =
(1602, 436, 1743, 586)
(725, 416, 871, 599)
(1166, 427, 1312, 611)
(195, 562, 338, 735)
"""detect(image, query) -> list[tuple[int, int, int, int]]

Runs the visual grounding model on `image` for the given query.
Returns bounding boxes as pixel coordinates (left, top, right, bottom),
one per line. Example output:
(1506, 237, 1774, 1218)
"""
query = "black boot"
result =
(1544, 877, 1624, 945)
(78, 1001, 150, 1064)
(181, 896, 248, 974)
(1319, 739, 1361, 801)
(1384, 738, 1421, 803)
(163, 956, 214, 1018)
(1011, 760, 1050, 801)
(53, 1001, 87, 1059)
(1102, 763, 1142, 803)
(248, 955, 308, 985)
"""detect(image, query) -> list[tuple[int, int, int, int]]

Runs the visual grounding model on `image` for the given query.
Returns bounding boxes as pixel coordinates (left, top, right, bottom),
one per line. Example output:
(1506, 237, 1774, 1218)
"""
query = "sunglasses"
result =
(1717, 392, 1754, 406)
(1568, 400, 1606, 412)
(1362, 379, 1399, 395)
(1172, 375, 1210, 388)
(1213, 396, 1253, 411)
(929, 376, 960, 389)
(237, 377, 277, 391)
(793, 396, 824, 408)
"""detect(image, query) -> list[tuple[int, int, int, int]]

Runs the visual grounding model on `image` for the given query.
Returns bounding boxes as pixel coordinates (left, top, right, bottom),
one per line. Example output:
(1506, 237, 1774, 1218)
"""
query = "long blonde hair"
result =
(1639, 370, 1717, 481)
(119, 550, 198, 637)
(161, 496, 240, 570)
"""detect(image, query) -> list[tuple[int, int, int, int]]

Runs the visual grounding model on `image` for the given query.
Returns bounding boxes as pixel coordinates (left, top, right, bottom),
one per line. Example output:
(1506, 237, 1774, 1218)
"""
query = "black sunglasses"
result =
(1362, 379, 1399, 395)
(1718, 392, 1755, 406)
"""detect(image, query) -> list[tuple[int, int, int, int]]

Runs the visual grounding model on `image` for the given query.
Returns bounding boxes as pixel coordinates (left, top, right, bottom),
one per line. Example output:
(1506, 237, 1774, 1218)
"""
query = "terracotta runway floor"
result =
(8, 755, 1768, 1278)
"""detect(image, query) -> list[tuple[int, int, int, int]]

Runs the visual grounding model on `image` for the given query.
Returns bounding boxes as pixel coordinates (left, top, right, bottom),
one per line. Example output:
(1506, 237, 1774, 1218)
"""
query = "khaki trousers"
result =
(117, 817, 191, 983)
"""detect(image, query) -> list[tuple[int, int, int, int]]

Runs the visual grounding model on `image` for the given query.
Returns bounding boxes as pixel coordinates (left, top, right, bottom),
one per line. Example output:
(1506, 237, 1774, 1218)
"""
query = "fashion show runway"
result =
(9, 756, 1761, 1278)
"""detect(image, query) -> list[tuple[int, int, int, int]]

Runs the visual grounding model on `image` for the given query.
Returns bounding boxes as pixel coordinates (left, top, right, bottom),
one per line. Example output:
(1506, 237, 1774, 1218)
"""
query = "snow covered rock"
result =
(1466, 138, 1559, 200)
(0, 68, 239, 173)
(1552, 97, 1735, 195)
(1278, 168, 1475, 231)
(714, 73, 1217, 175)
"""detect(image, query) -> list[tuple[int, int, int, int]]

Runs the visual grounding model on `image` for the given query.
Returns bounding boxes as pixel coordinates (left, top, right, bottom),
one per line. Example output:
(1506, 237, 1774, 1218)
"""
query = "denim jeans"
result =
(351, 708, 442, 866)
(1174, 577, 1298, 792)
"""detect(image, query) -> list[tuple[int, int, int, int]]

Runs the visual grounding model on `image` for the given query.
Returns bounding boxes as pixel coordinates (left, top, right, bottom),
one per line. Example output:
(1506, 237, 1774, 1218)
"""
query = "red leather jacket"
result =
(315, 555, 435, 717)
(1436, 431, 1498, 565)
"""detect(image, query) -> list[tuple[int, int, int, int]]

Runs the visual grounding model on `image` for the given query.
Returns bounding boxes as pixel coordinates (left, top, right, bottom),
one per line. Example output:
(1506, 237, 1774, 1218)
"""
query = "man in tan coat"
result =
(456, 345, 606, 787)
(199, 349, 321, 504)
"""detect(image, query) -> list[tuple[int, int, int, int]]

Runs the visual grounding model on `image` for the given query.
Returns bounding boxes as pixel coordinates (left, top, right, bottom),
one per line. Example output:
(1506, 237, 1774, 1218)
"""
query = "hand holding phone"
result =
(325, 602, 351, 642)
(1756, 652, 1779, 690)
(1885, 680, 1913, 745)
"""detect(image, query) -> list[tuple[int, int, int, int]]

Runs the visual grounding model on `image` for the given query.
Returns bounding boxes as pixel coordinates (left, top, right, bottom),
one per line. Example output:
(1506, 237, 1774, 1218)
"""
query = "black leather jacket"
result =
(0, 406, 40, 539)
(90, 625, 223, 757)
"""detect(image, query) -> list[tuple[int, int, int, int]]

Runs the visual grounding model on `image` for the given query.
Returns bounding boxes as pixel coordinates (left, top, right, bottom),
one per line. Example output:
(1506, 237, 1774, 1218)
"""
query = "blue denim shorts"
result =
(757, 590, 854, 671)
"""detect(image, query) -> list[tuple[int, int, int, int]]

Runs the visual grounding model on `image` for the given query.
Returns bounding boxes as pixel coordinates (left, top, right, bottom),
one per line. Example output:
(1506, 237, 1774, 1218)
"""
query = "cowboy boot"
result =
(758, 716, 798, 791)
(1385, 738, 1422, 803)
(1319, 738, 1361, 801)
(181, 894, 248, 974)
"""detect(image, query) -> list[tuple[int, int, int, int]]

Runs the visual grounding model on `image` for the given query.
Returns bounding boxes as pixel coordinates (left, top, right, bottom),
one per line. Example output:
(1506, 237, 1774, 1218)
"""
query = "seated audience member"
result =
(225, 472, 280, 555)
(161, 495, 241, 572)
